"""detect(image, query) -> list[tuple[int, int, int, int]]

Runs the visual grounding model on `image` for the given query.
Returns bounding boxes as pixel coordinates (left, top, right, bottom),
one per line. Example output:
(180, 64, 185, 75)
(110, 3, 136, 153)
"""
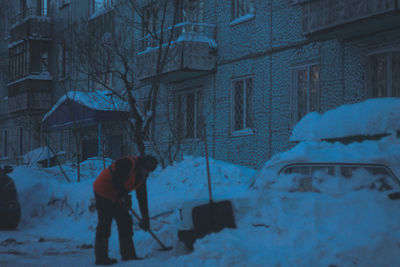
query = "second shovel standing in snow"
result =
(178, 120, 236, 250)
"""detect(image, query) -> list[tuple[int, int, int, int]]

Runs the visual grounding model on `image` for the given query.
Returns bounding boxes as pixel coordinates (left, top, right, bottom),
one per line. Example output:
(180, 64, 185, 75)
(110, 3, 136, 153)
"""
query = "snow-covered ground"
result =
(1, 149, 399, 267)
(1, 98, 400, 266)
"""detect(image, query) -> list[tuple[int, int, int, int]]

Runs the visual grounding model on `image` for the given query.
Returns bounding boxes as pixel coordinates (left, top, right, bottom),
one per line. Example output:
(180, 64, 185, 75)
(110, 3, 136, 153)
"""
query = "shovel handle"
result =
(203, 122, 213, 203)
(129, 208, 172, 251)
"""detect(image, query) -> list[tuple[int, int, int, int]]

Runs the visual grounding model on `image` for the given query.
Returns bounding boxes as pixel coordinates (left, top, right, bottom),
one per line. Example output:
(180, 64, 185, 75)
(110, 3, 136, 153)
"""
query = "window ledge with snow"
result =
(230, 14, 255, 27)
(230, 128, 254, 137)
(88, 6, 115, 21)
(7, 73, 53, 86)
(58, 75, 68, 82)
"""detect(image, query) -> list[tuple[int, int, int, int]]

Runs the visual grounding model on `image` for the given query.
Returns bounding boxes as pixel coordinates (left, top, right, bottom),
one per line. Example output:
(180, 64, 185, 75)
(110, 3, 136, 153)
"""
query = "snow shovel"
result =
(191, 122, 236, 238)
(129, 208, 173, 251)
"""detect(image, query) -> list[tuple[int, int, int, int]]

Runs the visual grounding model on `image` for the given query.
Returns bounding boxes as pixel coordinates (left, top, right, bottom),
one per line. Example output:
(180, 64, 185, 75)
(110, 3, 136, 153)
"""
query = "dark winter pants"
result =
(94, 193, 133, 239)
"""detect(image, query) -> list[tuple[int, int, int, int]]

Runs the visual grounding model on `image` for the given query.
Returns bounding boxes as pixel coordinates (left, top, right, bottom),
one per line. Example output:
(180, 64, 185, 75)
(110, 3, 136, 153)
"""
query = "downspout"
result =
(46, 133, 50, 167)
(268, 2, 273, 160)
(97, 122, 102, 159)
(212, 0, 218, 159)
(341, 40, 345, 104)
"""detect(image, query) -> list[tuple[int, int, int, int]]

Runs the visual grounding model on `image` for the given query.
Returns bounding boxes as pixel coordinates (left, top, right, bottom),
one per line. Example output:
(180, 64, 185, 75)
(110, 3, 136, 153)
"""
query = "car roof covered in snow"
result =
(290, 97, 400, 142)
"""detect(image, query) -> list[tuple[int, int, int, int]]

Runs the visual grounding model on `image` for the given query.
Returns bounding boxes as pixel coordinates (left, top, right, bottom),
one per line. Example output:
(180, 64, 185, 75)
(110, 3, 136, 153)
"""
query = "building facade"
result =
(1, 0, 399, 168)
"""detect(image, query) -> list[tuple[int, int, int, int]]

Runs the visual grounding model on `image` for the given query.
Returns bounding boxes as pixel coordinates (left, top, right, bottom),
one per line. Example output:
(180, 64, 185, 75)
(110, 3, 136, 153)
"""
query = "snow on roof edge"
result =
(42, 90, 129, 122)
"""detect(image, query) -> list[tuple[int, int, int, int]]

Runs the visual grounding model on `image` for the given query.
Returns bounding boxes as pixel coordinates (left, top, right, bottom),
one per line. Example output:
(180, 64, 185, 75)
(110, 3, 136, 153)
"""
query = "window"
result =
(90, 72, 115, 90)
(3, 130, 8, 157)
(178, 0, 204, 23)
(38, 0, 50, 16)
(369, 51, 400, 98)
(4, 13, 9, 39)
(59, 0, 71, 8)
(20, 0, 27, 17)
(19, 127, 24, 156)
(91, 0, 114, 15)
(30, 41, 50, 74)
(291, 64, 320, 125)
(231, 0, 254, 20)
(176, 89, 202, 139)
(9, 41, 29, 81)
(58, 130, 64, 151)
(141, 3, 158, 37)
(58, 42, 67, 77)
(232, 77, 253, 132)
(141, 99, 154, 141)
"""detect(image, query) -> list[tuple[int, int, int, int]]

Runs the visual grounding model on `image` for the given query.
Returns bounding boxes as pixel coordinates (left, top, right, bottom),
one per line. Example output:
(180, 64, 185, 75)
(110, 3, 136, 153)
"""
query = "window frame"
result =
(367, 50, 400, 98)
(9, 41, 29, 81)
(19, 127, 24, 156)
(175, 88, 202, 140)
(59, 0, 71, 9)
(290, 62, 320, 127)
(58, 42, 68, 79)
(3, 129, 8, 158)
(230, 75, 254, 136)
(90, 0, 115, 16)
(231, 0, 255, 21)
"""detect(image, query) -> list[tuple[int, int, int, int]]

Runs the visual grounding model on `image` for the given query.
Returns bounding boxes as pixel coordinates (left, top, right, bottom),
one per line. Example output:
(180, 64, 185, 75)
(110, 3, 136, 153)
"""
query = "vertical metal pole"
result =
(98, 122, 102, 159)
(203, 122, 213, 203)
(46, 133, 50, 168)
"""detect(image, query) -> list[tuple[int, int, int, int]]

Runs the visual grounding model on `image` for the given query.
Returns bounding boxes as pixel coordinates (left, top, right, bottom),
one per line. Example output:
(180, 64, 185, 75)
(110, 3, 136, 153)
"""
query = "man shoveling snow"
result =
(93, 155, 158, 265)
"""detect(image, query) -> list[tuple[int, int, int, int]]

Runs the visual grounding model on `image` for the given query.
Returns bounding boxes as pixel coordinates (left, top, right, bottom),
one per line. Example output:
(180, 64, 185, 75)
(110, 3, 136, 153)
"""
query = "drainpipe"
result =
(98, 122, 102, 159)
(268, 2, 273, 161)
(46, 133, 50, 168)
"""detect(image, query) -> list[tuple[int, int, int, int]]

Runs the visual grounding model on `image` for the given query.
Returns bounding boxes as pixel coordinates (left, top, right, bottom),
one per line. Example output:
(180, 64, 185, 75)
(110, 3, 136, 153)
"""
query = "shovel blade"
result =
(192, 200, 236, 238)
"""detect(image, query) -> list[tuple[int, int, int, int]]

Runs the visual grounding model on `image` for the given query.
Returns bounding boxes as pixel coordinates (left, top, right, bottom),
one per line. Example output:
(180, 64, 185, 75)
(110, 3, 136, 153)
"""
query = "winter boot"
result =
(95, 237, 117, 265)
(119, 237, 142, 261)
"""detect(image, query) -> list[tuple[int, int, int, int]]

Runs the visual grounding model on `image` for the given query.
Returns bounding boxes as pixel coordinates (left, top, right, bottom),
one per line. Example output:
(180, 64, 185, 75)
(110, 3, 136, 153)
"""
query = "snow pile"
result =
(291, 97, 400, 142)
(23, 147, 67, 167)
(2, 151, 400, 266)
(23, 147, 54, 166)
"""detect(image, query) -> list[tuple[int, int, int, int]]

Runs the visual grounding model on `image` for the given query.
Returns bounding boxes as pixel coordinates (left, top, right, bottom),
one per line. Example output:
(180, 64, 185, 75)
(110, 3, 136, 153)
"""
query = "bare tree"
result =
(71, 0, 184, 163)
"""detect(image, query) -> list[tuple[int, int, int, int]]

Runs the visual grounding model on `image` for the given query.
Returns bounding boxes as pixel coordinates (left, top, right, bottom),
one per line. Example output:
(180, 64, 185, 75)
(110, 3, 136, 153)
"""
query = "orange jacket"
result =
(93, 156, 145, 202)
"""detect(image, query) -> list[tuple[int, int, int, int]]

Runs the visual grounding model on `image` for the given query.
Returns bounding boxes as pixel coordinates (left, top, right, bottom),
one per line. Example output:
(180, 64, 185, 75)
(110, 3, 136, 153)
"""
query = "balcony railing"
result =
(10, 8, 51, 25)
(301, 0, 400, 37)
(138, 22, 216, 53)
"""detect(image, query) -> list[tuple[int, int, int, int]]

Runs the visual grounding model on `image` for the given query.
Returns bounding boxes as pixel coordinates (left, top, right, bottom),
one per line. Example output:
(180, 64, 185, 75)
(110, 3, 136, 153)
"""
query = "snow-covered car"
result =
(255, 98, 400, 193)
(0, 165, 21, 229)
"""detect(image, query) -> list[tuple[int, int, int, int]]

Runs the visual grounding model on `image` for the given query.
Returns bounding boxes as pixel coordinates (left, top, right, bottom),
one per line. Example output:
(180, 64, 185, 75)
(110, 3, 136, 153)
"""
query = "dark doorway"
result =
(82, 139, 98, 161)
(107, 135, 122, 160)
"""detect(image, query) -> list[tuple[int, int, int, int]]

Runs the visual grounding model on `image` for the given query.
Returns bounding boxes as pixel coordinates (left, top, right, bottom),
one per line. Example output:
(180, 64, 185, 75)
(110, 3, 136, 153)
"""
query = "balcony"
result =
(301, 0, 400, 39)
(136, 22, 217, 82)
(8, 92, 52, 114)
(10, 8, 53, 43)
(7, 78, 52, 114)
